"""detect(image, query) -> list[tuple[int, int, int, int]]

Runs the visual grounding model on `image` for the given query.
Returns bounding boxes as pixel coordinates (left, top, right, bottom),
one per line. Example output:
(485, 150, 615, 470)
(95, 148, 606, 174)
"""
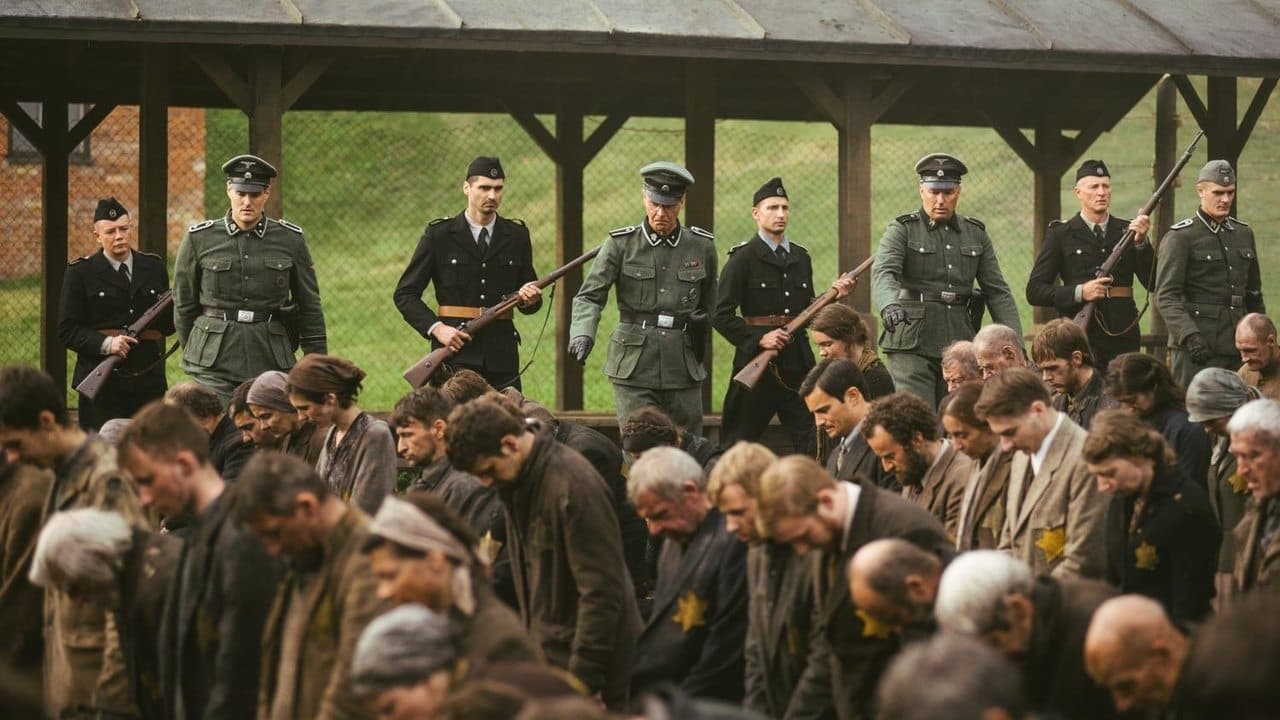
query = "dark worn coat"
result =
(408, 456, 501, 542)
(1208, 435, 1249, 573)
(632, 509, 748, 702)
(499, 428, 641, 708)
(1104, 466, 1219, 622)
(210, 413, 254, 483)
(1023, 577, 1120, 720)
(744, 542, 818, 719)
(258, 508, 389, 720)
(956, 448, 1011, 551)
(316, 413, 398, 516)
(160, 489, 281, 720)
(1232, 496, 1280, 595)
(1051, 367, 1116, 430)
(118, 528, 182, 720)
(283, 421, 328, 468)
(787, 480, 955, 720)
(1149, 407, 1211, 493)
(901, 442, 971, 543)
(59, 249, 175, 429)
(454, 578, 540, 668)
(0, 462, 51, 690)
(826, 427, 883, 489)
(393, 212, 540, 388)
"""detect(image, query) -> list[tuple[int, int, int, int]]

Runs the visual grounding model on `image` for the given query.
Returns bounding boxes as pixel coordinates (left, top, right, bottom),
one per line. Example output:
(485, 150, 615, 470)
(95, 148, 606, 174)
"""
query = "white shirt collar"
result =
(839, 480, 862, 544)
(758, 233, 791, 253)
(105, 250, 134, 274)
(1030, 411, 1066, 476)
(464, 212, 497, 243)
(842, 419, 864, 450)
(1084, 214, 1110, 234)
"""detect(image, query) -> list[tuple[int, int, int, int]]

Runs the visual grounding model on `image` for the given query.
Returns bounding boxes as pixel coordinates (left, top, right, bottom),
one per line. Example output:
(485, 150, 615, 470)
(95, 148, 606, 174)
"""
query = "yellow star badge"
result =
(1135, 541, 1159, 570)
(672, 590, 708, 633)
(477, 531, 504, 566)
(855, 608, 895, 639)
(1228, 473, 1249, 494)
(1035, 526, 1067, 565)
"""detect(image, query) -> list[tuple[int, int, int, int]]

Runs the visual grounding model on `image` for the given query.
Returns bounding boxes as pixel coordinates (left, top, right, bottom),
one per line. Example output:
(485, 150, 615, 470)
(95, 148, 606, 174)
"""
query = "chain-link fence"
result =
(3, 78, 1278, 413)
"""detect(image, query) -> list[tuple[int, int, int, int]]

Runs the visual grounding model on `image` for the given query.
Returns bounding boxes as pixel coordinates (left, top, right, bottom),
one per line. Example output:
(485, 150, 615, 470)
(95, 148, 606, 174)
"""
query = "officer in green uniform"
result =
(173, 155, 327, 400)
(569, 161, 717, 435)
(1153, 160, 1265, 388)
(872, 153, 1021, 407)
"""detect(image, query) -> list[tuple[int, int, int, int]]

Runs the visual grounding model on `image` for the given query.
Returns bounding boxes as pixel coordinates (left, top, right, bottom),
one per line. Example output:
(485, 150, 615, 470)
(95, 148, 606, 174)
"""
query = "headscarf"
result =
(369, 497, 478, 615)
(350, 604, 457, 695)
(247, 371, 294, 413)
(1186, 368, 1256, 422)
(286, 354, 366, 396)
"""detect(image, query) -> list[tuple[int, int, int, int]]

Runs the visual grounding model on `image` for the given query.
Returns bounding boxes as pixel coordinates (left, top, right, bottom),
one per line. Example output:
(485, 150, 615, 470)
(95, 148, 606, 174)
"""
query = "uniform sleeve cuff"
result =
(1073, 285, 1084, 303)
(100, 337, 113, 355)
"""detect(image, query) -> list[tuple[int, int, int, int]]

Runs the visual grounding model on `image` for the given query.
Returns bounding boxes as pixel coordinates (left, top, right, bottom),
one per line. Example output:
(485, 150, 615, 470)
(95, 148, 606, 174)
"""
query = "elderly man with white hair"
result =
(934, 550, 1119, 720)
(628, 446, 749, 703)
(972, 323, 1027, 379)
(1228, 398, 1280, 593)
(30, 508, 181, 720)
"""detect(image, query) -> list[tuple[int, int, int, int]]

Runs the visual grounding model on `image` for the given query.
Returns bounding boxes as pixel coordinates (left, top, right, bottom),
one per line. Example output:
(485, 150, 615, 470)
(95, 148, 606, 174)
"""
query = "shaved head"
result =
(1084, 595, 1186, 714)
(848, 538, 942, 629)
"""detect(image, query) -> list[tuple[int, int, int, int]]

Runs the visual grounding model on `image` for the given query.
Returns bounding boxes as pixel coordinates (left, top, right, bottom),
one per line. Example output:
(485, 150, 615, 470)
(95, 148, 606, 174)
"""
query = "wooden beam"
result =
(42, 96, 70, 388)
(66, 102, 116, 150)
(138, 44, 169, 259)
(1067, 90, 1145, 166)
(685, 60, 716, 410)
(281, 53, 334, 110)
(838, 76, 874, 313)
(867, 70, 919, 123)
(0, 99, 48, 155)
(554, 106, 585, 411)
(188, 48, 252, 112)
(251, 50, 285, 217)
(1236, 77, 1277, 151)
(583, 114, 628, 163)
(1148, 75, 1178, 343)
(987, 115, 1041, 170)
(1171, 75, 1209, 130)
(1031, 116, 1065, 324)
(790, 71, 842, 128)
(511, 112, 562, 164)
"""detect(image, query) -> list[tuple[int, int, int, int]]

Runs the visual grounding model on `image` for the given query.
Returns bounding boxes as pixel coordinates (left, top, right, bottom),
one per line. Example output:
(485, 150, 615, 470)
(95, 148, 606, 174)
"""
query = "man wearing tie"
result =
(394, 156, 542, 390)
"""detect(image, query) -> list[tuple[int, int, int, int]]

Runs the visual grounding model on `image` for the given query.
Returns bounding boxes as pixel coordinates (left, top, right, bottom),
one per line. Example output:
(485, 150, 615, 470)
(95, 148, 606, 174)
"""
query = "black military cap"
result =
(640, 161, 695, 205)
(915, 153, 967, 189)
(753, 177, 788, 206)
(93, 197, 128, 222)
(466, 156, 505, 180)
(222, 154, 277, 192)
(1198, 159, 1236, 186)
(1075, 159, 1110, 182)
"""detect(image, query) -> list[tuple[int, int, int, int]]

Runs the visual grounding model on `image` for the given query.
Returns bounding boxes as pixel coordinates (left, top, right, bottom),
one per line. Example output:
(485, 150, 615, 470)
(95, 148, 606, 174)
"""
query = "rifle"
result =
(1074, 130, 1204, 332)
(403, 246, 602, 388)
(732, 256, 874, 391)
(74, 289, 173, 400)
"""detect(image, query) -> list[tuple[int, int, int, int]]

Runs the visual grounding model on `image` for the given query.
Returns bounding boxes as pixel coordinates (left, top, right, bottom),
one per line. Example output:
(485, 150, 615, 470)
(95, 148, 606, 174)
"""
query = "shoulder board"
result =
(135, 250, 162, 260)
(1229, 216, 1249, 227)
(790, 241, 808, 253)
(690, 226, 715, 240)
(506, 217, 526, 227)
(609, 225, 637, 237)
(895, 213, 919, 224)
(1170, 218, 1194, 230)
(428, 216, 451, 226)
(275, 218, 304, 234)
(69, 255, 91, 266)
(187, 219, 217, 233)
(1047, 219, 1064, 229)
(964, 216, 986, 230)
(727, 241, 749, 256)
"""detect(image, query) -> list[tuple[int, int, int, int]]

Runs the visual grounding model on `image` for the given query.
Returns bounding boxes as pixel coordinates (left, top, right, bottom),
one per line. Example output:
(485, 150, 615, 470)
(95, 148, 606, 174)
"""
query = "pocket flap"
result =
(677, 267, 707, 282)
(960, 245, 983, 257)
(612, 327, 646, 346)
(749, 277, 779, 289)
(193, 315, 229, 333)
(624, 263, 656, 280)
(446, 254, 471, 266)
(1193, 247, 1224, 262)
(264, 257, 293, 271)
(200, 258, 232, 272)
(907, 240, 936, 255)
(1189, 303, 1222, 319)
(1240, 247, 1258, 261)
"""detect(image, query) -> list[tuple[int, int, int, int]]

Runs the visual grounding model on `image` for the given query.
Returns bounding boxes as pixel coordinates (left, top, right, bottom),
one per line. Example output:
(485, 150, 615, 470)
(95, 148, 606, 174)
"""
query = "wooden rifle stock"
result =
(1074, 131, 1203, 331)
(732, 256, 874, 391)
(403, 246, 603, 388)
(74, 289, 174, 400)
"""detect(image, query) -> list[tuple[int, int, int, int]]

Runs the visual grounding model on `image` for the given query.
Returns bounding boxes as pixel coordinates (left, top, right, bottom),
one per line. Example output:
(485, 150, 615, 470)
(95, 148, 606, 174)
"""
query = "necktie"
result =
(478, 227, 490, 256)
(1093, 224, 1106, 245)
(836, 441, 849, 473)
(118, 262, 131, 289)
(775, 245, 788, 263)
(1017, 463, 1035, 511)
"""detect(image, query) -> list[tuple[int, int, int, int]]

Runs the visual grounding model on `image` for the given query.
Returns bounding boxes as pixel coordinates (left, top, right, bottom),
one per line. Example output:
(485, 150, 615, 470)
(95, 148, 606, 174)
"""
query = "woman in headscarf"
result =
(1105, 352, 1211, 492)
(287, 354, 397, 514)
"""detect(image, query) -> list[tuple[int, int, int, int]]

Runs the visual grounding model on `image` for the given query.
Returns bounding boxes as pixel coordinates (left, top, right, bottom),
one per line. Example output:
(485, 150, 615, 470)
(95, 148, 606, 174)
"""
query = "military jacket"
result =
(713, 235, 816, 374)
(571, 223, 717, 389)
(173, 213, 326, 386)
(871, 209, 1021, 358)
(1026, 213, 1152, 344)
(1153, 209, 1264, 352)
(393, 212, 540, 375)
(59, 249, 175, 392)
(1103, 467, 1219, 622)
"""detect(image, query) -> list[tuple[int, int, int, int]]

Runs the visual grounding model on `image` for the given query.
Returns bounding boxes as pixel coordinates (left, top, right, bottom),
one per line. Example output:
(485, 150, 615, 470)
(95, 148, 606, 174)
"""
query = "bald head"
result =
(1084, 595, 1187, 714)
(848, 538, 942, 629)
(1236, 313, 1280, 374)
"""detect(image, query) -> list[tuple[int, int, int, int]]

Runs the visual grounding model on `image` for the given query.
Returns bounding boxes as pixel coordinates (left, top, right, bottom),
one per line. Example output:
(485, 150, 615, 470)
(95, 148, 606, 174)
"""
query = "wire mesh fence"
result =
(2, 78, 1278, 413)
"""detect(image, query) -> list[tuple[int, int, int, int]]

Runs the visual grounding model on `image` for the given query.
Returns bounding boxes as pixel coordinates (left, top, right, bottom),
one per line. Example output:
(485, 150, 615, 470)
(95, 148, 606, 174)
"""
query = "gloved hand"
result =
(880, 304, 908, 334)
(1184, 333, 1212, 364)
(568, 335, 595, 364)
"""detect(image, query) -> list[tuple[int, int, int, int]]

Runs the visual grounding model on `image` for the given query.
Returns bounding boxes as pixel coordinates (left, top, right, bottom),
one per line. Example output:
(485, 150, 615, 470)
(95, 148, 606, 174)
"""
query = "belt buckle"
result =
(940, 291, 958, 303)
(1231, 295, 1244, 308)
(236, 310, 254, 323)
(657, 313, 675, 329)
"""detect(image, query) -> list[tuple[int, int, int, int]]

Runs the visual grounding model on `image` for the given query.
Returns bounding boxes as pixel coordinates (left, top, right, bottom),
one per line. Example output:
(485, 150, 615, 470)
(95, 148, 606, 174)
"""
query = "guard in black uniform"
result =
(394, 156, 542, 390)
(1026, 160, 1152, 373)
(58, 198, 174, 430)
(714, 178, 852, 454)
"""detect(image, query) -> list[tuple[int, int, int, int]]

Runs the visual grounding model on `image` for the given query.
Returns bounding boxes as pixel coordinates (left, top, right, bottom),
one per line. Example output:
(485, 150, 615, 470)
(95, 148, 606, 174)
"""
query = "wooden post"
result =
(1148, 76, 1178, 348)
(139, 45, 169, 258)
(42, 97, 70, 387)
(837, 76, 873, 314)
(251, 51, 285, 217)
(1031, 118, 1066, 324)
(555, 107, 586, 411)
(685, 61, 716, 410)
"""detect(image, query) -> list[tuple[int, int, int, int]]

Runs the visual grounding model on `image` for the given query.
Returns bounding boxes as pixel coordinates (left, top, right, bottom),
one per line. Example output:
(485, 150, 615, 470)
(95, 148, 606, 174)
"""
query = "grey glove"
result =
(880, 304, 908, 334)
(1184, 333, 1213, 365)
(568, 335, 595, 364)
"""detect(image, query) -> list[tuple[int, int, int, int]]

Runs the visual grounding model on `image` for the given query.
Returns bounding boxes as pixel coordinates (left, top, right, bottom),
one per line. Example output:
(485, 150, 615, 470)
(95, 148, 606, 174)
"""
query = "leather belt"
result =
(438, 305, 513, 321)
(1100, 286, 1133, 299)
(620, 311, 689, 330)
(203, 307, 273, 323)
(1188, 293, 1244, 309)
(744, 315, 796, 327)
(898, 287, 972, 305)
(100, 329, 164, 341)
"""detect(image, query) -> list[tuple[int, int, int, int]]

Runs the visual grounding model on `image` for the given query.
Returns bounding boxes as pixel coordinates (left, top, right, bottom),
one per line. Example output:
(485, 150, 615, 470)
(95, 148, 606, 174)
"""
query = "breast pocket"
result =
(959, 244, 984, 279)
(904, 238, 937, 279)
(490, 253, 521, 289)
(620, 263, 656, 308)
(443, 253, 472, 287)
(262, 256, 293, 305)
(676, 266, 707, 309)
(199, 258, 233, 299)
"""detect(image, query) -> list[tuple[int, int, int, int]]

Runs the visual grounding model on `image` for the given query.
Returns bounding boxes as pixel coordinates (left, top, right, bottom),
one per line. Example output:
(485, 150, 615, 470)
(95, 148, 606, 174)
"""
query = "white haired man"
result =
(934, 550, 1118, 720)
(1228, 398, 1280, 592)
(628, 446, 748, 703)
(30, 508, 181, 720)
(972, 323, 1027, 379)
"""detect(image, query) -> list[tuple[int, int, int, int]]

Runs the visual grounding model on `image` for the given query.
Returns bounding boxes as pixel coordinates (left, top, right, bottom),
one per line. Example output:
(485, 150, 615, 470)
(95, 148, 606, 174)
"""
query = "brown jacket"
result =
(0, 462, 52, 690)
(42, 435, 147, 718)
(1232, 497, 1280, 595)
(902, 442, 971, 543)
(117, 528, 183, 720)
(454, 579, 540, 669)
(999, 416, 1108, 580)
(744, 542, 814, 718)
(956, 448, 1012, 551)
(258, 508, 389, 720)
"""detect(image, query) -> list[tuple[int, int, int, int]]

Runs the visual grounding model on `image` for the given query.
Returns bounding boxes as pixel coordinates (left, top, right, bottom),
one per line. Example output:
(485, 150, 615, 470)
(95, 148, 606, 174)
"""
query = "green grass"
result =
(10, 78, 1278, 412)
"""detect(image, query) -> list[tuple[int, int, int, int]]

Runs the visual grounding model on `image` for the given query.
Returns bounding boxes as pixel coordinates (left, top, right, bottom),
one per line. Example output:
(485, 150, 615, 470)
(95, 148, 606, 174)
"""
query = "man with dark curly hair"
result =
(862, 392, 971, 540)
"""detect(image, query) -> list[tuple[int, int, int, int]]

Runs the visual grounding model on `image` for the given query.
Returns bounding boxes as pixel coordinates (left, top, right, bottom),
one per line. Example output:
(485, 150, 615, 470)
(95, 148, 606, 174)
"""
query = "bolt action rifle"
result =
(732, 256, 874, 391)
(74, 289, 173, 400)
(1074, 130, 1203, 332)
(403, 246, 602, 388)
